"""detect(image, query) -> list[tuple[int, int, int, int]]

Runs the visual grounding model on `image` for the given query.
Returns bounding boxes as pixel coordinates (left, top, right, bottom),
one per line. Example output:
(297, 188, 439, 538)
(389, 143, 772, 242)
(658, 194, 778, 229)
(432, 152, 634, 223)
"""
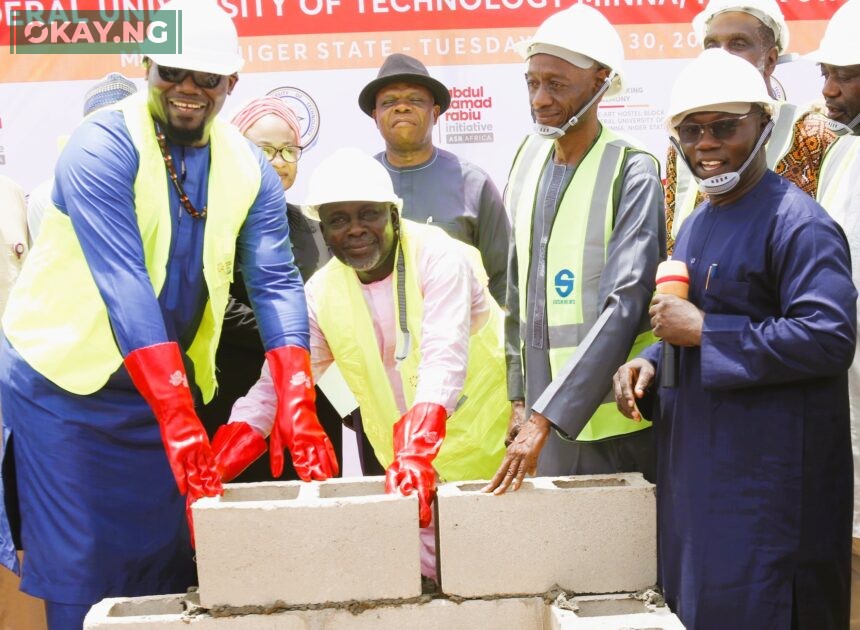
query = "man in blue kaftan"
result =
(614, 49, 856, 629)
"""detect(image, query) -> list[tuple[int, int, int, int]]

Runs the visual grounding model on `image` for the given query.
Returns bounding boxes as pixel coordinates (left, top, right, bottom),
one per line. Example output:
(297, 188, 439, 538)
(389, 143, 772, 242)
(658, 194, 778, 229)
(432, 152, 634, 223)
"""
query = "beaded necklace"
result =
(154, 122, 207, 219)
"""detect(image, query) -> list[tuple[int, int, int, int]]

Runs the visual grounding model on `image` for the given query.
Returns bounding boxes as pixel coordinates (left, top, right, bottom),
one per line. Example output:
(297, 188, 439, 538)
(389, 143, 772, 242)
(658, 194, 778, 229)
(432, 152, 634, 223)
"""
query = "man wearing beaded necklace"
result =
(0, 0, 335, 627)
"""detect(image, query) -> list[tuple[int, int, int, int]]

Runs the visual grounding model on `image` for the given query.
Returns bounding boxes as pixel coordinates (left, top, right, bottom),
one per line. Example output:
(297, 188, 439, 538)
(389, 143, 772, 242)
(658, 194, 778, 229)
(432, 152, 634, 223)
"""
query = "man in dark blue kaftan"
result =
(614, 49, 856, 630)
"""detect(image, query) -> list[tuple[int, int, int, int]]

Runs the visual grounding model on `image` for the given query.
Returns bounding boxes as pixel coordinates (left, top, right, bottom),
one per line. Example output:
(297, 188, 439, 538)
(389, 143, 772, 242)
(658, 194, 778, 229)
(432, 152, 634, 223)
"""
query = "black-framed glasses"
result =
(676, 113, 756, 144)
(156, 64, 225, 89)
(260, 145, 303, 163)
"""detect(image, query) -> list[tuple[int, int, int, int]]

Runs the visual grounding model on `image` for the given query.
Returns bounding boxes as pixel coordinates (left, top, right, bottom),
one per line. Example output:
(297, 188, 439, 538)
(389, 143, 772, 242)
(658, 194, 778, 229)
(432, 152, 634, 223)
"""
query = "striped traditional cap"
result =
(230, 96, 303, 145)
(83, 73, 137, 116)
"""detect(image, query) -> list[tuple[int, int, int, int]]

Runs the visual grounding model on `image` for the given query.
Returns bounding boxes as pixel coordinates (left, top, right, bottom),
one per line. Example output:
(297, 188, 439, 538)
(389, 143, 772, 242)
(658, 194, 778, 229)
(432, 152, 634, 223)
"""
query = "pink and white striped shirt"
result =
(229, 227, 492, 434)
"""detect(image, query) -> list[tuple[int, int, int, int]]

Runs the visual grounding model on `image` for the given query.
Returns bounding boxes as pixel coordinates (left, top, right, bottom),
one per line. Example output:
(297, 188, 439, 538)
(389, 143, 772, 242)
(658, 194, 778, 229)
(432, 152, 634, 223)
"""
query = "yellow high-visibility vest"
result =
(817, 135, 860, 224)
(314, 220, 508, 481)
(2, 93, 260, 402)
(507, 128, 657, 441)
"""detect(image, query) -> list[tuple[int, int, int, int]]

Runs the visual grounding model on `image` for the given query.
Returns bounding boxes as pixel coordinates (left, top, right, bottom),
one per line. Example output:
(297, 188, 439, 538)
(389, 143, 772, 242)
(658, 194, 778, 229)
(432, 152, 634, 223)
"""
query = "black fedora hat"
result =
(358, 53, 451, 116)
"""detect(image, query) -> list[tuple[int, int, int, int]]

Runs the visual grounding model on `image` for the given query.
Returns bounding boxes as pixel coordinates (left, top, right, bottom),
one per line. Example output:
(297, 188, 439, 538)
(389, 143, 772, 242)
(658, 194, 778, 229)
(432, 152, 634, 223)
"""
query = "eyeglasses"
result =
(156, 64, 225, 89)
(260, 145, 303, 163)
(676, 113, 757, 144)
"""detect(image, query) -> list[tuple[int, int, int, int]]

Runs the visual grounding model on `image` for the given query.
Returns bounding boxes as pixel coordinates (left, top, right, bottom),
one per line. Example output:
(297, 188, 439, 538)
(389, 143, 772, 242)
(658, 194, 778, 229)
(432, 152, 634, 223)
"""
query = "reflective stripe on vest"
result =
(2, 93, 260, 400)
(509, 128, 655, 441)
(671, 102, 799, 241)
(818, 136, 860, 225)
(314, 221, 508, 481)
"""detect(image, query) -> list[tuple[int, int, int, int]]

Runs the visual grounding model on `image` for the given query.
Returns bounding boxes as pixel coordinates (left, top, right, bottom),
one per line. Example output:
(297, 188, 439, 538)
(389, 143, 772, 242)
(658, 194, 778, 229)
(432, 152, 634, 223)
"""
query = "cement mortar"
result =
(205, 593, 434, 618)
(192, 585, 663, 621)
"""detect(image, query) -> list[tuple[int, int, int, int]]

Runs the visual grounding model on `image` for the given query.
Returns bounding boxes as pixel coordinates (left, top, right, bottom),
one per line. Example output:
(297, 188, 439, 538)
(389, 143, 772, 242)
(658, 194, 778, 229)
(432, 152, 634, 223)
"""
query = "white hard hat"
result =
(666, 48, 776, 134)
(805, 0, 860, 67)
(692, 0, 789, 54)
(516, 3, 625, 98)
(303, 148, 403, 221)
(147, 0, 244, 76)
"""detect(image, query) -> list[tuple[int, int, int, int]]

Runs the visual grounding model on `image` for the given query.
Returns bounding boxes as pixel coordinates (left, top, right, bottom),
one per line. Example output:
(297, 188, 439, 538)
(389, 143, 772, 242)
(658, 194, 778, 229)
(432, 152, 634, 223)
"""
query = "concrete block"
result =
(85, 594, 198, 630)
(549, 594, 686, 629)
(193, 477, 421, 608)
(437, 474, 656, 598)
(84, 593, 548, 630)
(333, 596, 547, 630)
(85, 593, 306, 629)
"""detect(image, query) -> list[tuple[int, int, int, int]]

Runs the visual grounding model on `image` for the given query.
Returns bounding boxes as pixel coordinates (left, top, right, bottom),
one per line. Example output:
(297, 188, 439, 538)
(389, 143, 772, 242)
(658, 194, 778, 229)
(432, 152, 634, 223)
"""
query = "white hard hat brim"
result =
(516, 41, 596, 70)
(302, 205, 321, 221)
(803, 47, 860, 68)
(303, 198, 403, 222)
(519, 42, 625, 99)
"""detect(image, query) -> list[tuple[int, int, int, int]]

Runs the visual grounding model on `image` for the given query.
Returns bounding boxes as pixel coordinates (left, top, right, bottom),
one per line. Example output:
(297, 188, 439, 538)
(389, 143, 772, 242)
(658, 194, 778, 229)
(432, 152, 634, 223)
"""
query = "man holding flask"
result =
(654, 260, 689, 388)
(612, 48, 856, 629)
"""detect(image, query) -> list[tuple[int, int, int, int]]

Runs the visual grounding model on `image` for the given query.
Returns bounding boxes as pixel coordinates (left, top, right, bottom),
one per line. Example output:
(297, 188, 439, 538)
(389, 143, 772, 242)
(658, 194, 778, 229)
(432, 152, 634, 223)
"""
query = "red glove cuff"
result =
(265, 345, 338, 480)
(392, 402, 447, 458)
(124, 342, 195, 418)
(212, 422, 268, 482)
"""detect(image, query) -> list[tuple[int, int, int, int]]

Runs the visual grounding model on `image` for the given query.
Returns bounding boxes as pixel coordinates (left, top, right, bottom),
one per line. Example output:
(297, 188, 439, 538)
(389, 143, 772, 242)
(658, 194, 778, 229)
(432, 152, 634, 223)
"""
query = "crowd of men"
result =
(0, 0, 858, 628)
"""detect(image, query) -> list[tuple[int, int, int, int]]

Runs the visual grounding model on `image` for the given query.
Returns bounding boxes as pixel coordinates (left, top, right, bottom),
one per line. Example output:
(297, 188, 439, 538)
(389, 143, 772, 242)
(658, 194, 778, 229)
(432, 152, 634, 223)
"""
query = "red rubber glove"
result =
(385, 402, 447, 527)
(124, 342, 223, 546)
(212, 422, 268, 482)
(266, 345, 339, 481)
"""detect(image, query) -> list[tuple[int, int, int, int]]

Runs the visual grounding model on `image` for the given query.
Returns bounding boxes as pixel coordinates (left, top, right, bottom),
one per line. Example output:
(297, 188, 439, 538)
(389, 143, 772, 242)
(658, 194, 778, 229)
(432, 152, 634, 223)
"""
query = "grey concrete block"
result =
(84, 593, 548, 629)
(193, 477, 421, 608)
(549, 593, 686, 629)
(437, 474, 656, 598)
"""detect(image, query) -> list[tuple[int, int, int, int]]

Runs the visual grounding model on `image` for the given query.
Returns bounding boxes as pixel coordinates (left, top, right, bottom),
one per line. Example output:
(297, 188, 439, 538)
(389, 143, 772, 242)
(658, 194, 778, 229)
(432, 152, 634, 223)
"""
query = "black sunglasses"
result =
(676, 113, 757, 144)
(156, 64, 225, 89)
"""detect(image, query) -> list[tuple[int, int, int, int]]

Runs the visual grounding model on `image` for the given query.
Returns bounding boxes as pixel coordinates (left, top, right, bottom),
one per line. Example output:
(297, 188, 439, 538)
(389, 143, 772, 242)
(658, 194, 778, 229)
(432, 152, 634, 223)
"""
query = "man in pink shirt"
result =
(212, 148, 509, 578)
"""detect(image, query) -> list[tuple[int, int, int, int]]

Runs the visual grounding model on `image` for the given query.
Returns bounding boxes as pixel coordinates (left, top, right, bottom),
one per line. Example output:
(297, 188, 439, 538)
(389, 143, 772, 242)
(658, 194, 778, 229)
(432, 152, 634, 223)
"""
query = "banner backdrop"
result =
(0, 0, 846, 197)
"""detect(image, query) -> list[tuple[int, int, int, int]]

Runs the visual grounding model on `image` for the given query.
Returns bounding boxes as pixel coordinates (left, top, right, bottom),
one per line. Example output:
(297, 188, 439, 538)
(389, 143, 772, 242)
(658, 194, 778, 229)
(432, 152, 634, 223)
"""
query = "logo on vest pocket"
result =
(216, 259, 233, 278)
(554, 269, 575, 301)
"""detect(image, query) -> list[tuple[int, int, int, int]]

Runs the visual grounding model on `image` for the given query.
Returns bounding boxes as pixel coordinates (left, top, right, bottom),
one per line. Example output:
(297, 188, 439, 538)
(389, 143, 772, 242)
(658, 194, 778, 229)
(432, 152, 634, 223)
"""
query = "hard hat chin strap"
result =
(826, 112, 860, 137)
(672, 119, 775, 196)
(534, 72, 616, 139)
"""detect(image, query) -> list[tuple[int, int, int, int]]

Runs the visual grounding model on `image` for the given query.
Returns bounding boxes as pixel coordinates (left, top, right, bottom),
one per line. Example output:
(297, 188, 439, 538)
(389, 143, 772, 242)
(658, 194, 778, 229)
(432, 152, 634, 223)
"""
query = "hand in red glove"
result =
(124, 342, 223, 546)
(266, 345, 339, 481)
(384, 402, 447, 527)
(212, 422, 268, 482)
